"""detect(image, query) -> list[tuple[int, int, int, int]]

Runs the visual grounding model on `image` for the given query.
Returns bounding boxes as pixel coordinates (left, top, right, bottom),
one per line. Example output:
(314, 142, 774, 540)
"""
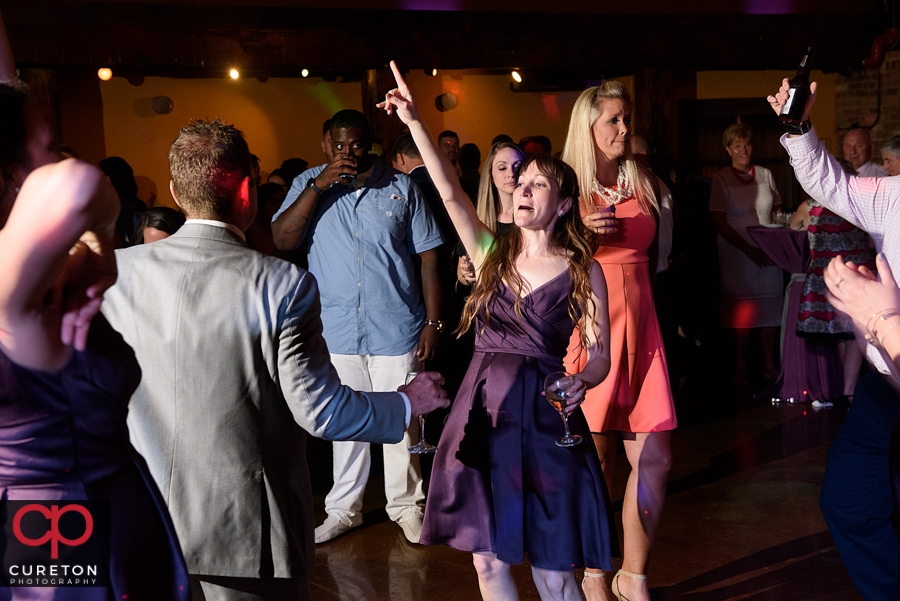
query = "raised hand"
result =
(376, 61, 422, 125)
(316, 153, 358, 188)
(766, 77, 818, 122)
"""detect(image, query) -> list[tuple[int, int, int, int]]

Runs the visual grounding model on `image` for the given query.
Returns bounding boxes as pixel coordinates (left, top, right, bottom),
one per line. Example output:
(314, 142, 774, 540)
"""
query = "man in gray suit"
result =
(101, 119, 448, 600)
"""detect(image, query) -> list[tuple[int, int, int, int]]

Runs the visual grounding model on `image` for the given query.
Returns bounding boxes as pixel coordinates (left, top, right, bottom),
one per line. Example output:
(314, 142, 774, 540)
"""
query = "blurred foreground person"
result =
(770, 76, 900, 601)
(0, 151, 190, 600)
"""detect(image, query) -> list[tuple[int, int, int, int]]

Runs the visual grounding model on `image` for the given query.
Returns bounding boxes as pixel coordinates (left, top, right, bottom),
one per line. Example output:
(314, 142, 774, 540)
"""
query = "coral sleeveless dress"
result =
(565, 193, 677, 433)
(421, 270, 617, 571)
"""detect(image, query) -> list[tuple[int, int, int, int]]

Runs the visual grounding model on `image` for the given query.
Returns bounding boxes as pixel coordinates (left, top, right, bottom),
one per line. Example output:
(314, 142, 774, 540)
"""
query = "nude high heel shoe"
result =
(581, 570, 606, 600)
(611, 569, 646, 601)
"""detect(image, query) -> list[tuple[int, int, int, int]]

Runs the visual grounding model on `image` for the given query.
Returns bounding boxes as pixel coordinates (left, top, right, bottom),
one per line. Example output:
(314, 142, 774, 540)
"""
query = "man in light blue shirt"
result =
(273, 110, 444, 544)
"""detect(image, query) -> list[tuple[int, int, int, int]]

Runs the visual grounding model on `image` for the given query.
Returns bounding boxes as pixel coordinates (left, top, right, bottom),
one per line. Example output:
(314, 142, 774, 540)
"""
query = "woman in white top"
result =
(709, 122, 783, 386)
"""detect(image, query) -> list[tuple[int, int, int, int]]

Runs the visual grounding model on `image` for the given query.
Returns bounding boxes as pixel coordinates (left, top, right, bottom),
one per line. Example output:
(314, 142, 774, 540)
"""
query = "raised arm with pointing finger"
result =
(378, 61, 495, 275)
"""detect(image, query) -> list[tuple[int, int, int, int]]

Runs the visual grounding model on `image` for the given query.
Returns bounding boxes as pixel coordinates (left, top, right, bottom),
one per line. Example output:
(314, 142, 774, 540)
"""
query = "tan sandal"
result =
(581, 570, 607, 600)
(611, 569, 647, 601)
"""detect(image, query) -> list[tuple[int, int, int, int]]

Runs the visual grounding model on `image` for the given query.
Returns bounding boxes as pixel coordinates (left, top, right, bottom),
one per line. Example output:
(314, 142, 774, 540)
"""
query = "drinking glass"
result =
(406, 372, 437, 454)
(544, 372, 582, 447)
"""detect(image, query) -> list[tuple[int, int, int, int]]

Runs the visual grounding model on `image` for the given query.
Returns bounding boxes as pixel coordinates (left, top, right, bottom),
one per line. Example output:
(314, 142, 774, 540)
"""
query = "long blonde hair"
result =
(475, 142, 525, 228)
(458, 154, 598, 350)
(561, 82, 658, 217)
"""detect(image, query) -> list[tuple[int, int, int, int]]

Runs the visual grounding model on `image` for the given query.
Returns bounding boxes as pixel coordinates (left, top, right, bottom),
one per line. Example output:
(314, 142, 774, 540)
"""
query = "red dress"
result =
(565, 193, 677, 433)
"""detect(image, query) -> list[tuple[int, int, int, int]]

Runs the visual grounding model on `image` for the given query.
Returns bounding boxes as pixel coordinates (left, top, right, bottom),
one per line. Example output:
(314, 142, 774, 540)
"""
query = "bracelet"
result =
(880, 320, 900, 347)
(424, 319, 444, 333)
(866, 309, 900, 340)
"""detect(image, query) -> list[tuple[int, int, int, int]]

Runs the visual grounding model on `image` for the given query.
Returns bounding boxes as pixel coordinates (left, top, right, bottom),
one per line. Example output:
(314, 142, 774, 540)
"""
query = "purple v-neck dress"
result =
(0, 315, 190, 601)
(420, 270, 617, 570)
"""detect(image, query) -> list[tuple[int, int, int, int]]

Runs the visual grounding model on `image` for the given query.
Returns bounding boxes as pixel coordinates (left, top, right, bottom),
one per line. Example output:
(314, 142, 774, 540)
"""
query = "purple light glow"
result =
(742, 0, 795, 14)
(402, 0, 463, 9)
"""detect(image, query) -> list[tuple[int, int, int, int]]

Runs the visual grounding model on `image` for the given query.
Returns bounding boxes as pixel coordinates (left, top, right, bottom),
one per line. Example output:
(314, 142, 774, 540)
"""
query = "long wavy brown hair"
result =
(457, 153, 598, 351)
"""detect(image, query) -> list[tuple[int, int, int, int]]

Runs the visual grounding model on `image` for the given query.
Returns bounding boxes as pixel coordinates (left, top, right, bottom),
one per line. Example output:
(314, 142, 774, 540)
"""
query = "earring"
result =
(558, 211, 564, 216)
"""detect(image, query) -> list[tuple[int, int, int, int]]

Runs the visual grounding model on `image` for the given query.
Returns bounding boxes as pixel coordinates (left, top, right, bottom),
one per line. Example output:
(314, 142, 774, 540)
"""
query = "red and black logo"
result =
(2, 500, 109, 587)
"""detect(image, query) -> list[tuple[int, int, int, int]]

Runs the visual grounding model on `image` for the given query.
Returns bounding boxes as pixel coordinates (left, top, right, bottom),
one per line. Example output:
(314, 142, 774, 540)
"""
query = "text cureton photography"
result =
(1, 501, 109, 588)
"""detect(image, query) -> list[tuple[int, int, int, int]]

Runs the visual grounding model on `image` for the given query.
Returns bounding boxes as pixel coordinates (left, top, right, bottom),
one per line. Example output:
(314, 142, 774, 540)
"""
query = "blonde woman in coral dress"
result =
(562, 82, 677, 601)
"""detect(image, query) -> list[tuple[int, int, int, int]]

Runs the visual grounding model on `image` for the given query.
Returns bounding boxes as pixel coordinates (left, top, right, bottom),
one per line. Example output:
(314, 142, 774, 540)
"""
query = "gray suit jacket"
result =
(102, 222, 406, 584)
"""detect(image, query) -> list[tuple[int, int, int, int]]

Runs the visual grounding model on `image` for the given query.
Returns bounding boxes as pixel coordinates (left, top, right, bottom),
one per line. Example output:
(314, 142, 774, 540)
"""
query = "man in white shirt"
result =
(843, 128, 889, 178)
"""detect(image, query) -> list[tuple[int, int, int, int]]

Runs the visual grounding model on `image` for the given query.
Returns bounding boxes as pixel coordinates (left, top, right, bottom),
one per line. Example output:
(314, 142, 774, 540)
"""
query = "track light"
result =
(511, 70, 522, 83)
(425, 68, 438, 76)
(301, 69, 309, 77)
(97, 68, 113, 81)
(229, 69, 239, 80)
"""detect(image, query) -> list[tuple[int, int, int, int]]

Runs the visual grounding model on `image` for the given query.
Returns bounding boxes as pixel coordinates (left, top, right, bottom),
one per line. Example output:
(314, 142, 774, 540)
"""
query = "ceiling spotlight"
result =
(229, 69, 239, 80)
(97, 68, 113, 81)
(511, 70, 522, 83)
(425, 68, 438, 77)
(301, 68, 309, 77)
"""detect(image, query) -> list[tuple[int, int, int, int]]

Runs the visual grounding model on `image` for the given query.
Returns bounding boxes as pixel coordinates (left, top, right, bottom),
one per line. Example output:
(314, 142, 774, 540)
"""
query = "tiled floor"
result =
(308, 350, 864, 600)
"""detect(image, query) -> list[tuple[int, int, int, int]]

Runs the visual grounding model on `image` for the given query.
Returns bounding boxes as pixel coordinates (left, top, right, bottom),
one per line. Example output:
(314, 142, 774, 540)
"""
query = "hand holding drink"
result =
(582, 204, 618, 236)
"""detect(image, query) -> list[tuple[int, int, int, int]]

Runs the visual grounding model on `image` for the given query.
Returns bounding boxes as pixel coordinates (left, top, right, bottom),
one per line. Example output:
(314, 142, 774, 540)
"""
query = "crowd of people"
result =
(6, 5, 900, 596)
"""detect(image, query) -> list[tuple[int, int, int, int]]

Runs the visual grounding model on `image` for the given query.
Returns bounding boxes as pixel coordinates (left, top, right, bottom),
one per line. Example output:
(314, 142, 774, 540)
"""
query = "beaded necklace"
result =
(592, 164, 633, 205)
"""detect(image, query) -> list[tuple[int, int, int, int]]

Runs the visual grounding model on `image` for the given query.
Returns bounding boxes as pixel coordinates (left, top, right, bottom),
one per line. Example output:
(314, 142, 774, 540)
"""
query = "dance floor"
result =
(307, 374, 862, 600)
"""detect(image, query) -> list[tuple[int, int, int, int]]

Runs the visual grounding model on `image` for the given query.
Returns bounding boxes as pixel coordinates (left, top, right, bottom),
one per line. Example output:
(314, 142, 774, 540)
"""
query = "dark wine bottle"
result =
(779, 47, 814, 129)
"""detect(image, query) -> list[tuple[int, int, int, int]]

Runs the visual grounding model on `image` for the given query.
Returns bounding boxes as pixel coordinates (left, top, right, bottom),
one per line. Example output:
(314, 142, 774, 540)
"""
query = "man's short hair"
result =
(322, 119, 333, 136)
(438, 130, 459, 141)
(391, 132, 420, 161)
(846, 128, 873, 145)
(168, 118, 252, 221)
(330, 110, 370, 140)
(882, 135, 900, 158)
(492, 134, 513, 145)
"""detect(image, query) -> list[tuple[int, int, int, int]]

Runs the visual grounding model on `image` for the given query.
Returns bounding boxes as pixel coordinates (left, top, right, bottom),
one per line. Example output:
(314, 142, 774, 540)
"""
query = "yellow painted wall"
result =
(100, 68, 830, 208)
(404, 70, 634, 160)
(696, 70, 836, 153)
(101, 76, 361, 207)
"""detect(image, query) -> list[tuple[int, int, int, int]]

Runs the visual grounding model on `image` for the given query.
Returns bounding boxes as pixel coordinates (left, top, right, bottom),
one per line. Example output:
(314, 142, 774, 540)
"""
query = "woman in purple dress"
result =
(0, 77, 190, 599)
(379, 62, 615, 601)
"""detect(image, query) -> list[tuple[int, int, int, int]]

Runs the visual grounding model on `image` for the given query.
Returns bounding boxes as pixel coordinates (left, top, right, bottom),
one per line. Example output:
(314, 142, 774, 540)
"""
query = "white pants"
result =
(324, 348, 425, 524)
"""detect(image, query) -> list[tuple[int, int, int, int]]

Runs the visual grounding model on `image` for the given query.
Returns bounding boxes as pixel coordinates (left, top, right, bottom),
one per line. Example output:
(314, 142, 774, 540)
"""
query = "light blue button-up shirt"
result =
(274, 161, 444, 356)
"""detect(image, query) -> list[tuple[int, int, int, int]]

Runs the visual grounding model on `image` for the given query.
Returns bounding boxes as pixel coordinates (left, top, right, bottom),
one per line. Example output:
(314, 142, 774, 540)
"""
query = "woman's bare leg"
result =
(473, 552, 519, 601)
(582, 432, 617, 601)
(532, 566, 582, 601)
(615, 431, 673, 601)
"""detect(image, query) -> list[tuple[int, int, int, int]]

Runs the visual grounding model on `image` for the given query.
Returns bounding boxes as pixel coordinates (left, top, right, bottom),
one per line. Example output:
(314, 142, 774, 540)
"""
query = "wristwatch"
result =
(783, 118, 812, 136)
(424, 319, 445, 333)
(306, 178, 324, 194)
